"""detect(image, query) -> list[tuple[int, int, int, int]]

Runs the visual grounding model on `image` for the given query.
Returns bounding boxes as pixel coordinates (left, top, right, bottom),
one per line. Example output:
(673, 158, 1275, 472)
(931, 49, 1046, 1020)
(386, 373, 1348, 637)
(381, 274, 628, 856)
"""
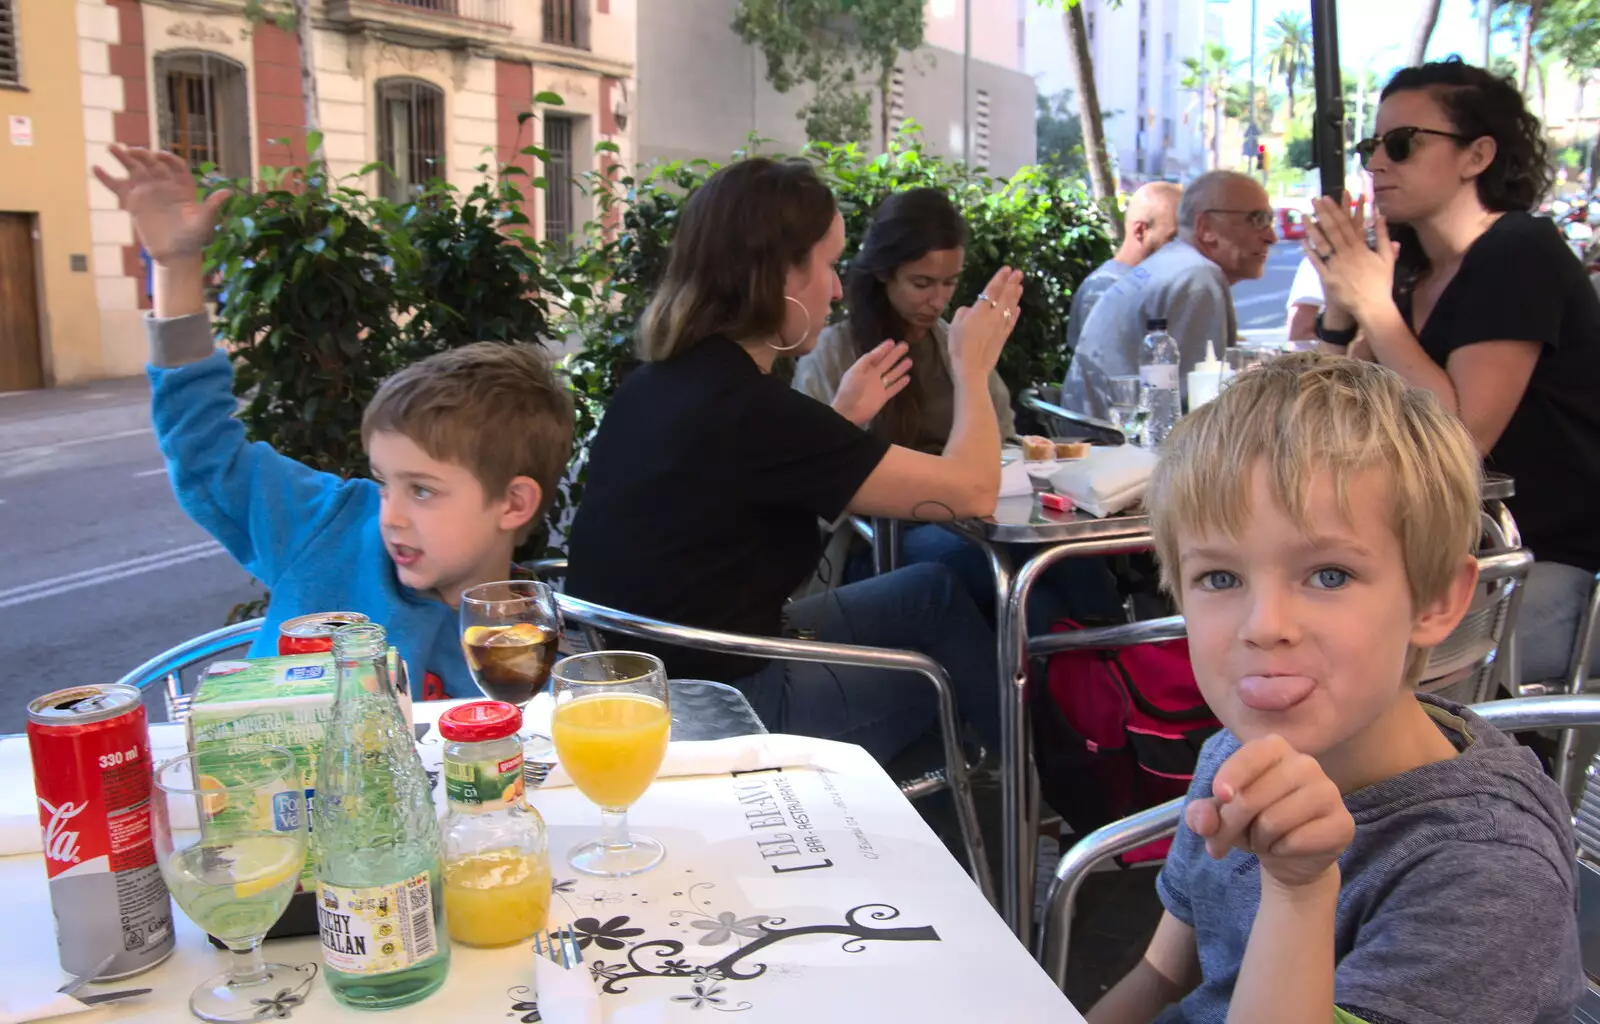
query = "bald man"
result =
(1063, 171, 1276, 418)
(1064, 182, 1183, 356)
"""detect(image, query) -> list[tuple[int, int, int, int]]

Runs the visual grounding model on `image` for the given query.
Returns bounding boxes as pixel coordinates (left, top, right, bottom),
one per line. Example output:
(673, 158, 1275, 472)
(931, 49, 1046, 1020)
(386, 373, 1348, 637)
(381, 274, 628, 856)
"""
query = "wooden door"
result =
(0, 212, 44, 391)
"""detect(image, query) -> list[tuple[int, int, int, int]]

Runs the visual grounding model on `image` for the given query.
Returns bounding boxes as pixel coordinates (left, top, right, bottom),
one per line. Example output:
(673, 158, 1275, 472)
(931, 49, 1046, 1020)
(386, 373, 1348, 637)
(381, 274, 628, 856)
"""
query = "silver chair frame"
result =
(1035, 692, 1600, 991)
(113, 617, 264, 719)
(1417, 549, 1533, 707)
(1018, 387, 1126, 446)
(551, 590, 995, 902)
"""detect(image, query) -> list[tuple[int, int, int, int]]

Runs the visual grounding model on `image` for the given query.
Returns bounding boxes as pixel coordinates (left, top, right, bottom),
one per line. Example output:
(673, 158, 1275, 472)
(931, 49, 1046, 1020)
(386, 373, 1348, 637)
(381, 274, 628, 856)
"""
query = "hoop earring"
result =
(767, 296, 811, 352)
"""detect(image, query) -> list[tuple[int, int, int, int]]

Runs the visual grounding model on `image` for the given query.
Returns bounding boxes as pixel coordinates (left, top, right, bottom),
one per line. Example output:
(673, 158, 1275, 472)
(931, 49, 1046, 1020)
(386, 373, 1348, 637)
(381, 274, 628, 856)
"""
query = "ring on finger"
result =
(1002, 308, 1013, 323)
(978, 291, 998, 309)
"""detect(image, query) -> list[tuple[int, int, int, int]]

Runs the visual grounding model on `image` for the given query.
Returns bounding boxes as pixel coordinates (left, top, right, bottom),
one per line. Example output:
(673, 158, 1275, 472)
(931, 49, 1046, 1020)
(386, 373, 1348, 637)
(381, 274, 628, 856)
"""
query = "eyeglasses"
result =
(1354, 126, 1472, 168)
(1203, 209, 1276, 231)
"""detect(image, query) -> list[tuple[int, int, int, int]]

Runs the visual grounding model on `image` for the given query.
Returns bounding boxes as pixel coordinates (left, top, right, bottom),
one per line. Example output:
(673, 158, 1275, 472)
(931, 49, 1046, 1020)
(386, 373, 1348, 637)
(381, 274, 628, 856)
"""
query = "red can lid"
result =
(438, 701, 522, 742)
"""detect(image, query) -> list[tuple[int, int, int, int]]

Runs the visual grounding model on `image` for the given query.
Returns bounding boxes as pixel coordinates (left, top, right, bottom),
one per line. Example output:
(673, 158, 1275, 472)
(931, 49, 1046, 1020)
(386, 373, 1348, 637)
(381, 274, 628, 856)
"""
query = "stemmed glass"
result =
(1106, 375, 1148, 445)
(461, 580, 562, 776)
(152, 745, 310, 1022)
(550, 651, 672, 878)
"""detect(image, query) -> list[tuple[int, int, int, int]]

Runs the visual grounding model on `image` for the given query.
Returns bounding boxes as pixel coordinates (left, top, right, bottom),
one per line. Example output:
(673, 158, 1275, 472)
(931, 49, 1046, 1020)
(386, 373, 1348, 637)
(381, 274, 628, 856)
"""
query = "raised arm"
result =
(845, 267, 1023, 520)
(98, 145, 363, 588)
(1304, 196, 1539, 455)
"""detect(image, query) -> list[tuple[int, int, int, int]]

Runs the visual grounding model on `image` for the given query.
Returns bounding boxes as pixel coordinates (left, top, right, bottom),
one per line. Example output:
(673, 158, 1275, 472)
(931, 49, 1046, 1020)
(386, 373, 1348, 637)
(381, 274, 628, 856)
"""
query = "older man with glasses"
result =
(1063, 170, 1277, 419)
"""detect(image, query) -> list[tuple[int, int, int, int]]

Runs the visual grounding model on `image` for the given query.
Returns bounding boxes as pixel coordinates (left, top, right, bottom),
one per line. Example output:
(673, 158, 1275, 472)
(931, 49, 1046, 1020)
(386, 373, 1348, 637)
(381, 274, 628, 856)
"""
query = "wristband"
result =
(1314, 313, 1359, 346)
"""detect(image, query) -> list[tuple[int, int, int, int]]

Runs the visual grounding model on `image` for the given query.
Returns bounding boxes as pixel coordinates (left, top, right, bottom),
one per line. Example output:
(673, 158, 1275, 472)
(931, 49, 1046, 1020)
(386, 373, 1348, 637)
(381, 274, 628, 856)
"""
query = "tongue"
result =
(1238, 675, 1316, 712)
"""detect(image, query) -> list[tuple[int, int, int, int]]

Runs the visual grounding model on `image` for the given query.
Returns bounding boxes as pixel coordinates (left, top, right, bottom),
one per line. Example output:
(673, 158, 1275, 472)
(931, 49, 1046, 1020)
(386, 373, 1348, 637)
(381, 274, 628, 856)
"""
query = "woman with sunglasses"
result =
(1305, 58, 1600, 689)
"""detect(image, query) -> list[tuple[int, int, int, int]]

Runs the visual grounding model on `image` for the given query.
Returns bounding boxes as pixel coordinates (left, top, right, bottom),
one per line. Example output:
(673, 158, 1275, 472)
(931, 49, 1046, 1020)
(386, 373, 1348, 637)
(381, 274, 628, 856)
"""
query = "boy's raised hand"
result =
(93, 144, 229, 266)
(1184, 734, 1355, 890)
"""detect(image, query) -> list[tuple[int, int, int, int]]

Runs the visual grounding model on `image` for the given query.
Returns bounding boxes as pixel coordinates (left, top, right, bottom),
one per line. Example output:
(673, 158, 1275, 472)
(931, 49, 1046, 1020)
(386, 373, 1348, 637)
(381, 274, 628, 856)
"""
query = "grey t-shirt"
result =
(1155, 694, 1582, 1024)
(1061, 239, 1237, 418)
(1065, 259, 1132, 356)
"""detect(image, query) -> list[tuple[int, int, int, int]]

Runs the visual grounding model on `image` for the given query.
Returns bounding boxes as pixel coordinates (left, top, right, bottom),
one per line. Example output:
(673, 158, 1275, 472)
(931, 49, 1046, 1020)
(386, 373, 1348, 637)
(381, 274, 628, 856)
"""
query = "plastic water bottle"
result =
(1139, 317, 1181, 447)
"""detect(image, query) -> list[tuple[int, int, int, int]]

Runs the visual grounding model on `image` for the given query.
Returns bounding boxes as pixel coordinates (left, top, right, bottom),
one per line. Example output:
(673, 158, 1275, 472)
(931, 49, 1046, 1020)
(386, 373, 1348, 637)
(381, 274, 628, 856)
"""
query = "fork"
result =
(532, 927, 583, 969)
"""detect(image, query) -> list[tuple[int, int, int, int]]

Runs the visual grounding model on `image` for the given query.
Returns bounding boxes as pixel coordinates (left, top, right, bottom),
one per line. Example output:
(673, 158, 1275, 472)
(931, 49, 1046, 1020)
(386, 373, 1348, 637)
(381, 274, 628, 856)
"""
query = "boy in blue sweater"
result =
(96, 145, 573, 700)
(1089, 354, 1581, 1023)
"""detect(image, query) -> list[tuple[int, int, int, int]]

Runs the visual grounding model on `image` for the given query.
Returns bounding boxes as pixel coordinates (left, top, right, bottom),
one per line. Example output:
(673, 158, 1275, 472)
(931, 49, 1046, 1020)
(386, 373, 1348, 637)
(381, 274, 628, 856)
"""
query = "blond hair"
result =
(362, 342, 574, 538)
(1149, 353, 1481, 682)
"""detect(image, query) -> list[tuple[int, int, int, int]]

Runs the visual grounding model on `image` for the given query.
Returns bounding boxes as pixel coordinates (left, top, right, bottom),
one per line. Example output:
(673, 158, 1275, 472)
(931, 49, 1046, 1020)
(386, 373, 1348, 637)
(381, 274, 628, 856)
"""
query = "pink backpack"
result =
(1031, 620, 1221, 863)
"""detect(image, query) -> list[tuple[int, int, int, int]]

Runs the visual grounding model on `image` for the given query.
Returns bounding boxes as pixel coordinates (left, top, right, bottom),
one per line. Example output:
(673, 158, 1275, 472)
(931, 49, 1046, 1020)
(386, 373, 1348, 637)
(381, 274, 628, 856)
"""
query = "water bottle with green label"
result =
(312, 623, 449, 1008)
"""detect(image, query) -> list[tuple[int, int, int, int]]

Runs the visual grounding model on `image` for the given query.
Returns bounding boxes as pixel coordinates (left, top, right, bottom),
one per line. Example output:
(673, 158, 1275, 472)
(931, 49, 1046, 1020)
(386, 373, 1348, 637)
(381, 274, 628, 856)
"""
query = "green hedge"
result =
(202, 129, 1114, 556)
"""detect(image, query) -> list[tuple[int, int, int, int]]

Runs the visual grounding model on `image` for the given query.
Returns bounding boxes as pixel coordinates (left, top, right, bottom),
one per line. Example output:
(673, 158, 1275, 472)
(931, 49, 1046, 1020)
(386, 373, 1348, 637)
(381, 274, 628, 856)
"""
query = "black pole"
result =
(1310, 0, 1345, 198)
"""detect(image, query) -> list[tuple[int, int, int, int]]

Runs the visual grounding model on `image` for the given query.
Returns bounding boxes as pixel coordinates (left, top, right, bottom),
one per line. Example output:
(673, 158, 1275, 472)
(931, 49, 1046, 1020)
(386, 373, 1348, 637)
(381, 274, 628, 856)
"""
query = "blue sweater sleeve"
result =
(146, 315, 367, 589)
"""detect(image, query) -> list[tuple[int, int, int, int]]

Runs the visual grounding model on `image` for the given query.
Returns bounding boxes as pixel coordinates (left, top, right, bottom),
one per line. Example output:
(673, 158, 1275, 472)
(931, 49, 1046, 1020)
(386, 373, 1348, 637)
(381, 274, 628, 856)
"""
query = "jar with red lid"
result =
(438, 701, 551, 947)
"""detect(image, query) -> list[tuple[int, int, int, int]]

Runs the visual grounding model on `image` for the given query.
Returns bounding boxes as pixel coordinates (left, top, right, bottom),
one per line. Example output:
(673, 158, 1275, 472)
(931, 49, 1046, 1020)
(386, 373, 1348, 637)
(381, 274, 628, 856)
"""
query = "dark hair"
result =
(1380, 59, 1552, 296)
(844, 188, 968, 447)
(639, 159, 837, 362)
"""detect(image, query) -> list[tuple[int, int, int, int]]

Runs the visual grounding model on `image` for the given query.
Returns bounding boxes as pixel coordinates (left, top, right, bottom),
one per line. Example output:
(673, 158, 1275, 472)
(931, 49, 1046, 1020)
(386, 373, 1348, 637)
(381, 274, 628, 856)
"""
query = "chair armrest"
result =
(1027, 615, 1187, 658)
(1019, 388, 1127, 446)
(113, 618, 265, 691)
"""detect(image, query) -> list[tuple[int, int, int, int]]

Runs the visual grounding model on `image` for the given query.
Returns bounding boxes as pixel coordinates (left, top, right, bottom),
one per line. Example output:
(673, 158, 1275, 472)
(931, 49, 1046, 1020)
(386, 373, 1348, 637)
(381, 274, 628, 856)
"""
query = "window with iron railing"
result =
(543, 0, 589, 50)
(377, 78, 446, 202)
(0, 0, 20, 88)
(543, 115, 575, 246)
(156, 53, 252, 178)
(383, 0, 511, 25)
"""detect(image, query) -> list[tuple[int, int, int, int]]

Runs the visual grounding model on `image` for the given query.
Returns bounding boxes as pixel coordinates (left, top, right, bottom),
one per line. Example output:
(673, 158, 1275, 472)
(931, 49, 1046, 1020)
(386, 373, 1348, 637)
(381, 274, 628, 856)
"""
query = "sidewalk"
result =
(0, 376, 152, 455)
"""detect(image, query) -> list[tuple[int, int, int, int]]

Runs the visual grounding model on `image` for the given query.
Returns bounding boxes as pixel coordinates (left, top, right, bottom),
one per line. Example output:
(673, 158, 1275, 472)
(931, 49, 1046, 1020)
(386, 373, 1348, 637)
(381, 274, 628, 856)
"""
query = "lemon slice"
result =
(197, 774, 228, 816)
(228, 835, 305, 900)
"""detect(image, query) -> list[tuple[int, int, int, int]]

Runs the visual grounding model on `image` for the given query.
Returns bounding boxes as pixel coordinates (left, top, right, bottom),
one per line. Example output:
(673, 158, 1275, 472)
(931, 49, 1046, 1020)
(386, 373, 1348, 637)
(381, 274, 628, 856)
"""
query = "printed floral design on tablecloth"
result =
(529, 873, 939, 1015)
(570, 915, 646, 951)
(208, 962, 318, 1021)
(506, 985, 542, 1022)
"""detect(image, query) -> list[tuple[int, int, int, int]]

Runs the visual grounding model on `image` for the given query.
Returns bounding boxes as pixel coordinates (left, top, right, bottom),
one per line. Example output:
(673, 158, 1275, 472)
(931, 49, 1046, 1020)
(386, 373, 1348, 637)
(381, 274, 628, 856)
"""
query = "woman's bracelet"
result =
(1314, 313, 1359, 346)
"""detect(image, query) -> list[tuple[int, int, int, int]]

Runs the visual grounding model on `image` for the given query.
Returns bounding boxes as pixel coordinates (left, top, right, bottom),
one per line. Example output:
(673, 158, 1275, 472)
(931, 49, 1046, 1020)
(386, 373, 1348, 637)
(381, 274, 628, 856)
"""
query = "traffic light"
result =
(1257, 144, 1269, 173)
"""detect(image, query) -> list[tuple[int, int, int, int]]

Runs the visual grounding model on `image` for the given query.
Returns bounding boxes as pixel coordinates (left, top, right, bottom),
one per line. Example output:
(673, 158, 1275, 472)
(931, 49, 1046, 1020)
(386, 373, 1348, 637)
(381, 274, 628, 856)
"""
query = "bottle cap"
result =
(439, 700, 523, 742)
(1146, 317, 1169, 331)
(1199, 338, 1221, 369)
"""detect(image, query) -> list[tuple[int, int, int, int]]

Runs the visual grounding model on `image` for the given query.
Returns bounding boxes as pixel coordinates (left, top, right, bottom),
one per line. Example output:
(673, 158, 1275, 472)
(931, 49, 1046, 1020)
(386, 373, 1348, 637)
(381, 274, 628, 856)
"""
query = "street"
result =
(1231, 240, 1305, 331)
(1, 252, 1293, 735)
(0, 379, 260, 733)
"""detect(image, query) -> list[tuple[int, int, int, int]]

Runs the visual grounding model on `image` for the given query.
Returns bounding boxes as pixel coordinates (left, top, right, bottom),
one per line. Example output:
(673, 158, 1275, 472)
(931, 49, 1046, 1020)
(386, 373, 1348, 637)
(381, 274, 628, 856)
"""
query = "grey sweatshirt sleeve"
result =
(792, 323, 855, 406)
(145, 311, 219, 368)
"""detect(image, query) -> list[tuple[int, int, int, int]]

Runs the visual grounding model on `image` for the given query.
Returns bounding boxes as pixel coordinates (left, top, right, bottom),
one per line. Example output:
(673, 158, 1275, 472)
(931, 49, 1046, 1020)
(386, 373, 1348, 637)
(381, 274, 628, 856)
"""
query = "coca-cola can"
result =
(278, 611, 369, 655)
(26, 684, 176, 980)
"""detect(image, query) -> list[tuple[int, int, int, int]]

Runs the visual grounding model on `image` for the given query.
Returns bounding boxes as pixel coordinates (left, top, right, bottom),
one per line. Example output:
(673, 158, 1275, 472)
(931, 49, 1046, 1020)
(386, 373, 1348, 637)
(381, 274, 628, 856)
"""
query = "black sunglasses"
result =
(1354, 126, 1472, 168)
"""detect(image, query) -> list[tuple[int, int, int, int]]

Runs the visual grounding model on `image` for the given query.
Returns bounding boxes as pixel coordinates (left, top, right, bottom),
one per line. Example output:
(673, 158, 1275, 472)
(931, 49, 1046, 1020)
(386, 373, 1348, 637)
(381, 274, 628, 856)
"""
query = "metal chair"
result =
(1417, 549, 1533, 706)
(525, 559, 996, 904)
(1035, 692, 1600, 993)
(113, 618, 264, 720)
(1018, 386, 1126, 446)
(1524, 572, 1600, 799)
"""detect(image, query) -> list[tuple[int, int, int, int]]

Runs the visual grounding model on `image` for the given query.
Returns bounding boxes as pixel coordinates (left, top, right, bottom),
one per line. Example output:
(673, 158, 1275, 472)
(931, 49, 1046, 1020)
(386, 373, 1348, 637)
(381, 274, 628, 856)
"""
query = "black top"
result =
(1403, 211, 1600, 571)
(566, 337, 891, 680)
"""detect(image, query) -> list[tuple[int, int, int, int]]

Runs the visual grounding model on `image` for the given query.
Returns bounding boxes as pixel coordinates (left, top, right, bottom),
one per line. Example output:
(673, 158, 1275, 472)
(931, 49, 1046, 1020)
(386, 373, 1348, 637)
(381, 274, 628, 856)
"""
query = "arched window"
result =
(376, 78, 446, 202)
(155, 51, 251, 178)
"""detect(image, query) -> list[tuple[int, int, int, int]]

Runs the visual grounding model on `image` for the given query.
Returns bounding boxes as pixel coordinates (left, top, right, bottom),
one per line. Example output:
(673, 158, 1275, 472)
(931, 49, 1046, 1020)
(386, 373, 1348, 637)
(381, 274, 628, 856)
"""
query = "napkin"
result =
(998, 457, 1034, 500)
(542, 733, 820, 790)
(1048, 445, 1159, 518)
(0, 992, 92, 1024)
(533, 953, 602, 1024)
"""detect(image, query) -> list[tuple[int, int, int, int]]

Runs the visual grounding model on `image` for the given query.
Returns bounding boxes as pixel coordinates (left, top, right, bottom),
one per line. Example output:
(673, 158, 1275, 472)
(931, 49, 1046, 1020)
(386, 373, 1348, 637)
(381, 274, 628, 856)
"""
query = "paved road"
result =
(1231, 240, 1303, 332)
(0, 378, 260, 734)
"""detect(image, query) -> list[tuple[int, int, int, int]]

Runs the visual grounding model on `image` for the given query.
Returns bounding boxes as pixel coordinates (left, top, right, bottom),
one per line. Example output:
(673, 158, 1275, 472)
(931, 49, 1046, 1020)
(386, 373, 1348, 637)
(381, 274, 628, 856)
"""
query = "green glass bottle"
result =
(313, 623, 449, 1008)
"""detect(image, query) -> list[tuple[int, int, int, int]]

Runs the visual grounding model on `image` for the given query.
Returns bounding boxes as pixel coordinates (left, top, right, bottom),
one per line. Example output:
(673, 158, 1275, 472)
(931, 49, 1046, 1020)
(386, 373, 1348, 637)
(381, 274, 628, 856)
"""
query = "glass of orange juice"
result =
(550, 651, 671, 877)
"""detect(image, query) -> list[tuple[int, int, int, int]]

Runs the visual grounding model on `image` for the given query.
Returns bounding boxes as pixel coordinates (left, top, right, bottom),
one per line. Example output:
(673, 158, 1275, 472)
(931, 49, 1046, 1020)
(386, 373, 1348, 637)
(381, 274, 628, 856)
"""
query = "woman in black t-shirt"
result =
(566, 158, 1023, 765)
(1305, 59, 1600, 684)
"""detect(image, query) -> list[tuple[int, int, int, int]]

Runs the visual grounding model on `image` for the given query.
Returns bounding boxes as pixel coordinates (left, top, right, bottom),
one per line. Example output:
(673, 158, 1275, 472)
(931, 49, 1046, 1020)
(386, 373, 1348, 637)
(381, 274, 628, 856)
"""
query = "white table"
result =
(0, 702, 1084, 1023)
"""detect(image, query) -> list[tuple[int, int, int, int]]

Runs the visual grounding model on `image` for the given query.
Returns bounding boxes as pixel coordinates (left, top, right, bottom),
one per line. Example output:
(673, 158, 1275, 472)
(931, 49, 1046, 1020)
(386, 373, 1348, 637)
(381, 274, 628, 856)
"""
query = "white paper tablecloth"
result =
(0, 704, 1084, 1022)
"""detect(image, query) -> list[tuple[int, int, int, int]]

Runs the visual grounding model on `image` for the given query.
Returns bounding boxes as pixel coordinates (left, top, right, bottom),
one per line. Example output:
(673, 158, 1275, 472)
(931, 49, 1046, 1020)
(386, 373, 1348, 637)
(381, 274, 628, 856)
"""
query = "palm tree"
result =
(1182, 43, 1237, 171)
(1264, 12, 1312, 121)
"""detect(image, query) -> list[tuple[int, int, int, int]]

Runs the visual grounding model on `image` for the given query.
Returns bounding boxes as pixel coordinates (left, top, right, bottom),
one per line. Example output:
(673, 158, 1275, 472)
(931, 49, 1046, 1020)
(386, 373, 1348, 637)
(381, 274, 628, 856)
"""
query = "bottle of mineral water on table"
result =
(1139, 316, 1181, 447)
(314, 623, 450, 1008)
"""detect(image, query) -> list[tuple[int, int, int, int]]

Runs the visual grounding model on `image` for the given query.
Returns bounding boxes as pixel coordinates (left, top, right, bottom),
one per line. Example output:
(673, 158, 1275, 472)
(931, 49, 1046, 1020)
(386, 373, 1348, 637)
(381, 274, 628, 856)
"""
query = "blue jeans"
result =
(848, 524, 1124, 634)
(730, 563, 1000, 765)
(1516, 560, 1600, 684)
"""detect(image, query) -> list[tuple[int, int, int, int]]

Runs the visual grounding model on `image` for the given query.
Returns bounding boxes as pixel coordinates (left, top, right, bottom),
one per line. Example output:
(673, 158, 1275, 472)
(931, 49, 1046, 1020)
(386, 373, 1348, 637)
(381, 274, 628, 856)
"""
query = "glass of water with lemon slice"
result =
(153, 745, 309, 1022)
